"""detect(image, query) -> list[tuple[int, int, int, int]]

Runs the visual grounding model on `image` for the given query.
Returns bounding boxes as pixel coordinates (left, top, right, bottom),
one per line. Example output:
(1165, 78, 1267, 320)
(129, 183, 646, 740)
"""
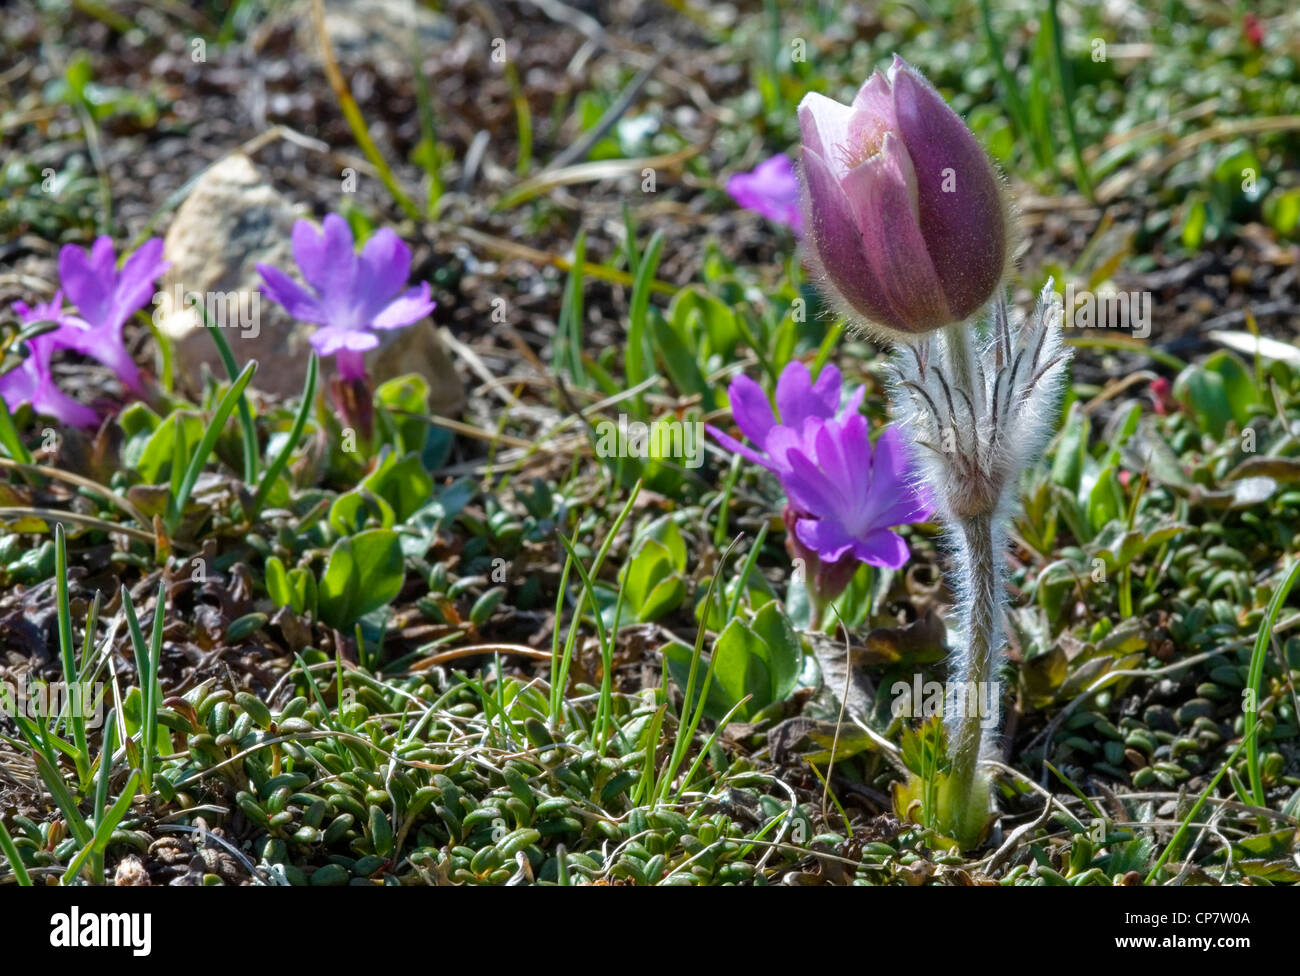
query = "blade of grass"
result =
(251, 352, 319, 517)
(53, 524, 90, 786)
(62, 770, 139, 885)
(1144, 722, 1263, 884)
(165, 360, 256, 535)
(549, 482, 642, 723)
(1045, 0, 1094, 198)
(309, 0, 419, 218)
(32, 750, 92, 846)
(658, 534, 745, 804)
(978, 0, 1037, 164)
(626, 231, 665, 418)
(1245, 558, 1300, 806)
(90, 705, 117, 884)
(0, 820, 32, 886)
(0, 397, 33, 464)
(200, 305, 259, 482)
(725, 522, 768, 623)
(122, 582, 165, 793)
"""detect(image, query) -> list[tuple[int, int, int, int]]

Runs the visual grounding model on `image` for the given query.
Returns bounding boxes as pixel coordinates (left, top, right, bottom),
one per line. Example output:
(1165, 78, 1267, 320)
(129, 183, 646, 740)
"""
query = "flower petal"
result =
(310, 325, 376, 356)
(795, 516, 854, 564)
(797, 92, 854, 175)
(111, 238, 170, 331)
(370, 283, 434, 330)
(358, 228, 412, 309)
(726, 155, 803, 233)
(728, 374, 777, 447)
(58, 240, 115, 326)
(257, 264, 326, 323)
(705, 424, 778, 473)
(800, 147, 904, 331)
(890, 55, 1006, 320)
(851, 528, 910, 569)
(840, 133, 952, 332)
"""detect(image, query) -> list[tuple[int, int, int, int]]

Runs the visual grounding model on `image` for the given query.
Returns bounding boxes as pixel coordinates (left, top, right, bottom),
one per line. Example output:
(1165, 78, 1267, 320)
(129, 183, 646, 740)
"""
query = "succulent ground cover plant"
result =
(1, 0, 1299, 901)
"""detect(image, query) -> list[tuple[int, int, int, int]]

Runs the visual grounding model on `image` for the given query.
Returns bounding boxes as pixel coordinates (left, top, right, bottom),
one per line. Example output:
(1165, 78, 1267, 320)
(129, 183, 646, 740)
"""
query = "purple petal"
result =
(840, 133, 952, 333)
(726, 154, 803, 234)
(794, 516, 854, 564)
(317, 214, 359, 303)
(58, 240, 114, 326)
(782, 447, 847, 523)
(810, 363, 843, 417)
(110, 238, 170, 330)
(33, 383, 99, 428)
(293, 215, 358, 300)
(850, 528, 910, 569)
(358, 228, 412, 310)
(800, 147, 902, 331)
(797, 93, 855, 174)
(728, 374, 777, 447)
(705, 424, 778, 473)
(890, 55, 1006, 320)
(774, 361, 813, 428)
(61, 324, 143, 394)
(257, 264, 326, 323)
(310, 325, 378, 357)
(370, 283, 433, 331)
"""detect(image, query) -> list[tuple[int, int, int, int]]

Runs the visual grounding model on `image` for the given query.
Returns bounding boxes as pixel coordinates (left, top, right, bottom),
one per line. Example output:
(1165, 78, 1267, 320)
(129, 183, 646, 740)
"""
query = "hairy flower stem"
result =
(948, 513, 1001, 809)
(937, 326, 1000, 818)
(892, 283, 1070, 848)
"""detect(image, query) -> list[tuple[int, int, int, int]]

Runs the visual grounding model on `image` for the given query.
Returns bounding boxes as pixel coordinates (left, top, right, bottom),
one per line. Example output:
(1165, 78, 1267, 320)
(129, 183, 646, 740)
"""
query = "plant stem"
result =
(948, 513, 1001, 807)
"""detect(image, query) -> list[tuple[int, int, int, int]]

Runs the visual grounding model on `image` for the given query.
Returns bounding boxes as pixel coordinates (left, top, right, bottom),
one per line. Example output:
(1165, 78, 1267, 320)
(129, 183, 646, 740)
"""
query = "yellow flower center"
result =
(835, 118, 889, 171)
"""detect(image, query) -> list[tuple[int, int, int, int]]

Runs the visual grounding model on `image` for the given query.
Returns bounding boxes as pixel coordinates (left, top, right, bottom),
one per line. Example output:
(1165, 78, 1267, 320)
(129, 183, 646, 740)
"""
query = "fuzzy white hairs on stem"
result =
(889, 282, 1070, 805)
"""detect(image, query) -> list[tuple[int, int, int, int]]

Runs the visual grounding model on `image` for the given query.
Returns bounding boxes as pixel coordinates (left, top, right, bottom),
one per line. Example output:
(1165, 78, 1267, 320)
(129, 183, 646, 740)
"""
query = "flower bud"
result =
(797, 56, 1008, 336)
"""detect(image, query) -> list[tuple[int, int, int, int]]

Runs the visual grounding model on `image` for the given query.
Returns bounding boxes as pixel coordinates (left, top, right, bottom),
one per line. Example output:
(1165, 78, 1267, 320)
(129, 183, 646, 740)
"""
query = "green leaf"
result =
(328, 489, 396, 536)
(666, 602, 801, 722)
(361, 451, 434, 522)
(136, 411, 204, 483)
(375, 373, 431, 456)
(1050, 404, 1088, 492)
(1087, 465, 1125, 535)
(620, 539, 685, 622)
(317, 529, 405, 629)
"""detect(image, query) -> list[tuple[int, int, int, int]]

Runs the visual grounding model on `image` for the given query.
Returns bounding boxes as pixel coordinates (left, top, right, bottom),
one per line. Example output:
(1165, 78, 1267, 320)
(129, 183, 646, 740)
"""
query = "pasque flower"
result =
(726, 154, 804, 235)
(797, 56, 1007, 337)
(257, 214, 435, 381)
(2, 293, 99, 428)
(56, 236, 170, 394)
(795, 57, 1070, 848)
(708, 361, 929, 588)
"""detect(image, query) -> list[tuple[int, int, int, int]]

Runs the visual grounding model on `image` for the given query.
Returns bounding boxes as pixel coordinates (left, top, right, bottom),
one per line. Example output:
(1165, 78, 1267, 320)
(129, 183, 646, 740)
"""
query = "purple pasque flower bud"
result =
(797, 56, 1007, 337)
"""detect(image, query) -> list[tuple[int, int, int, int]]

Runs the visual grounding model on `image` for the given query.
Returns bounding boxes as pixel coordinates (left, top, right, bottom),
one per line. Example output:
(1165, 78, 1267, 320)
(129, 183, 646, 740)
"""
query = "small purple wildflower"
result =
(57, 236, 170, 395)
(257, 214, 435, 381)
(1, 293, 99, 428)
(707, 360, 929, 573)
(726, 153, 804, 236)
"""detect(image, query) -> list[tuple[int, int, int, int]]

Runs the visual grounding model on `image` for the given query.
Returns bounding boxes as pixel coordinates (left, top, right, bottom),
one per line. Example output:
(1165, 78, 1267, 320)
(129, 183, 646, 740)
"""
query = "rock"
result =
(156, 153, 463, 415)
